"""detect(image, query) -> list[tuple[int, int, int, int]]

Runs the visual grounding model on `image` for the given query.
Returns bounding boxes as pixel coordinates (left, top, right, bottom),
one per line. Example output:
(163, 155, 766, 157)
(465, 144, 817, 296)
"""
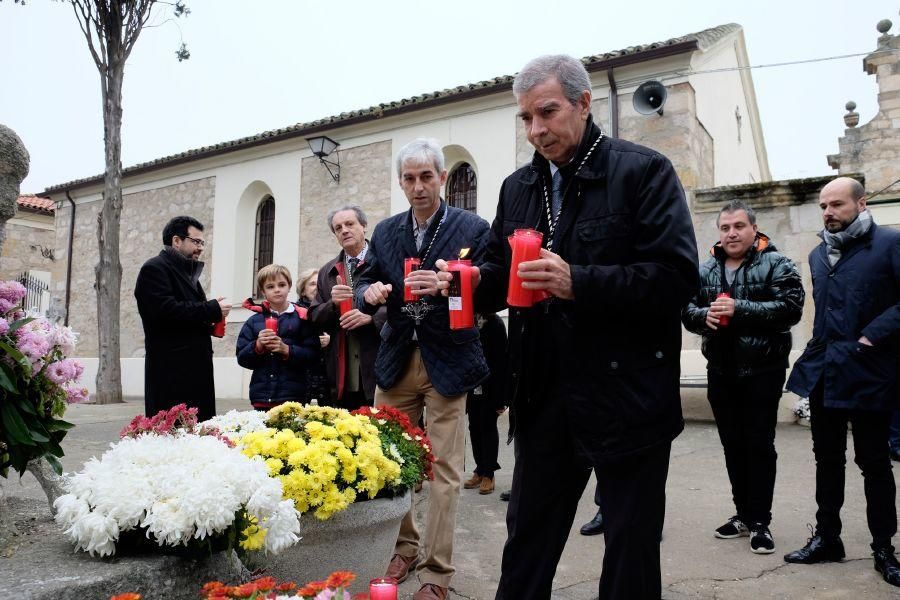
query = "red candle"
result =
(507, 229, 544, 307)
(447, 259, 474, 330)
(265, 316, 278, 332)
(368, 577, 398, 600)
(211, 317, 226, 338)
(339, 298, 353, 315)
(403, 257, 421, 303)
(716, 292, 731, 327)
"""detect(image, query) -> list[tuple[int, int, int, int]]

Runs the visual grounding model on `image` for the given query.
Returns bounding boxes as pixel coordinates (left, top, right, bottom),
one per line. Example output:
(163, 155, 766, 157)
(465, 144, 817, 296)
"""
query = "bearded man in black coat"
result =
(134, 216, 230, 421)
(440, 54, 699, 599)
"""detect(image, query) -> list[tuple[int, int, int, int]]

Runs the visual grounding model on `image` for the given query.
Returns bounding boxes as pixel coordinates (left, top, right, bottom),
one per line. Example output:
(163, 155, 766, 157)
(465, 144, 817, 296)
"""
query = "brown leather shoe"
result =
(479, 476, 495, 495)
(385, 553, 419, 583)
(413, 583, 448, 600)
(463, 473, 482, 489)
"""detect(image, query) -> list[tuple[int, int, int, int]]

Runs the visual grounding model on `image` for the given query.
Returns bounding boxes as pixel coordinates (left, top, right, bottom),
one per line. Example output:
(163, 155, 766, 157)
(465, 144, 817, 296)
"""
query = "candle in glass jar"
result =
(212, 317, 226, 338)
(507, 229, 544, 307)
(716, 292, 731, 327)
(447, 259, 474, 330)
(404, 257, 422, 303)
(369, 578, 398, 600)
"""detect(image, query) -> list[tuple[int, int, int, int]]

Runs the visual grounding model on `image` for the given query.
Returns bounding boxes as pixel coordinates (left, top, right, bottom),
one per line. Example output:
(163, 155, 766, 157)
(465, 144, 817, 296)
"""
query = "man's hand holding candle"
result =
(518, 248, 574, 300)
(435, 259, 481, 296)
(364, 281, 393, 305)
(331, 275, 353, 303)
(405, 268, 442, 297)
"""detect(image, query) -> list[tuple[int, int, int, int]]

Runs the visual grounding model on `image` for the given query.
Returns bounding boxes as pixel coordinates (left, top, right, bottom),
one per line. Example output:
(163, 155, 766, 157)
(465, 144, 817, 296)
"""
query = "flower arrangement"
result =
(352, 404, 435, 494)
(121, 403, 235, 446)
(792, 397, 811, 422)
(111, 572, 367, 600)
(54, 406, 301, 557)
(203, 409, 268, 443)
(239, 403, 401, 520)
(0, 279, 87, 478)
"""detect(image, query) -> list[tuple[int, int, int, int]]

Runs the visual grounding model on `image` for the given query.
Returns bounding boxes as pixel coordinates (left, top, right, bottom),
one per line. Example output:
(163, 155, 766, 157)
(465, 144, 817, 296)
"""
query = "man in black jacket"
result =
(358, 138, 490, 600)
(448, 54, 699, 600)
(134, 216, 230, 421)
(683, 200, 804, 555)
(783, 177, 900, 587)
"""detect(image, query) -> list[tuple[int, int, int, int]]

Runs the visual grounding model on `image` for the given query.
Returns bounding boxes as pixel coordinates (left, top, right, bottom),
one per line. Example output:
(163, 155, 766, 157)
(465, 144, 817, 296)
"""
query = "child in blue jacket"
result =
(236, 264, 320, 411)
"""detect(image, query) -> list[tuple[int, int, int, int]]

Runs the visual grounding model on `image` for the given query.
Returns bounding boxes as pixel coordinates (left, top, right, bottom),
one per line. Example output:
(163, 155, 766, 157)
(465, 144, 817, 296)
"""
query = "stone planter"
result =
(253, 492, 410, 589)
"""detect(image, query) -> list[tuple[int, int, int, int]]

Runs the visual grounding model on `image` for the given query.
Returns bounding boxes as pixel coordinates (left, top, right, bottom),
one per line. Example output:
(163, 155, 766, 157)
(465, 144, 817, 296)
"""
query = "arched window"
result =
(446, 162, 477, 213)
(252, 196, 275, 295)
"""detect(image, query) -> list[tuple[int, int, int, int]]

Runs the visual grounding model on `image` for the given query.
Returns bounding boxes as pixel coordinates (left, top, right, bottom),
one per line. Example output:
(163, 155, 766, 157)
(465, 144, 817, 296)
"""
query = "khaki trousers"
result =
(375, 348, 466, 588)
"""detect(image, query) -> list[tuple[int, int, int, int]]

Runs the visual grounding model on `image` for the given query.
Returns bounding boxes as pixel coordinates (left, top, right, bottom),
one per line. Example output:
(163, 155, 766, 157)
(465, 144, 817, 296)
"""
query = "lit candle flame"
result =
(459, 247, 470, 259)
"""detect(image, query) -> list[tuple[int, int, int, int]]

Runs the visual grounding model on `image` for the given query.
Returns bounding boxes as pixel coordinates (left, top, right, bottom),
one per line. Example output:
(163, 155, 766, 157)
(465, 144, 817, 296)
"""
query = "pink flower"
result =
(0, 298, 14, 314)
(0, 317, 8, 336)
(46, 359, 77, 385)
(63, 385, 89, 404)
(0, 281, 26, 303)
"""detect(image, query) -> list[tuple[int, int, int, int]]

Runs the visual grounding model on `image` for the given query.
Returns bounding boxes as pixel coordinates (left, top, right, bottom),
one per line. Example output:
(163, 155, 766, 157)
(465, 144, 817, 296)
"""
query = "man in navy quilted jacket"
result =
(356, 138, 490, 600)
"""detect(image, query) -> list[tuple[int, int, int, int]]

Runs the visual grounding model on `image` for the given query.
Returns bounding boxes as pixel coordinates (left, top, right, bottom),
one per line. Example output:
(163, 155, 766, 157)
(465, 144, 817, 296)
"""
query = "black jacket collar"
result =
(519, 115, 606, 185)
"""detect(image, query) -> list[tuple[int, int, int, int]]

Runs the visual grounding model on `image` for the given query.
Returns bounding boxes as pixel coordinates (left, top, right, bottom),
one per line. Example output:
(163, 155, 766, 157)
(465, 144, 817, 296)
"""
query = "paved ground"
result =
(4, 397, 899, 599)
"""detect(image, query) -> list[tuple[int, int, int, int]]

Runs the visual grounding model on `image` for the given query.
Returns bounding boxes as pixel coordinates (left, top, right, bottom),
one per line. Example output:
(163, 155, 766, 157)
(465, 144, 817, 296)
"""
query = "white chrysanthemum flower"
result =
(200, 410, 267, 441)
(55, 433, 300, 556)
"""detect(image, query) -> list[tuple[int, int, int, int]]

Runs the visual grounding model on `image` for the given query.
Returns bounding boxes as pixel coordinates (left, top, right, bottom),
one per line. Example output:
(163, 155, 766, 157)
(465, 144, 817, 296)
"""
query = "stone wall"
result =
(827, 24, 900, 200)
(298, 140, 392, 273)
(0, 214, 56, 281)
(53, 177, 216, 358)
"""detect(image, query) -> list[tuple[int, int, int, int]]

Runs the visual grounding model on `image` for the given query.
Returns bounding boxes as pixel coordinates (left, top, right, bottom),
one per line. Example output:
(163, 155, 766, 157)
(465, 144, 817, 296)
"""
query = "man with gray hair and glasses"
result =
(308, 204, 385, 409)
(357, 138, 490, 600)
(456, 54, 699, 598)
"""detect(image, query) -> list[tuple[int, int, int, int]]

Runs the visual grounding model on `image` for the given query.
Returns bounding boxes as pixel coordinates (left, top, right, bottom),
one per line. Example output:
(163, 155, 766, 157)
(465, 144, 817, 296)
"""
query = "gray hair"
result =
(326, 204, 368, 232)
(513, 54, 591, 106)
(396, 138, 445, 177)
(717, 200, 757, 227)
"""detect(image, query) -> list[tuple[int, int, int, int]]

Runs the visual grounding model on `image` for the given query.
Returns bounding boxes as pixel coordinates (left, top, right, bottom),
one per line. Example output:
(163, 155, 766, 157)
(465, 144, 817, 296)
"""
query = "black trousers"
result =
(707, 368, 785, 526)
(467, 393, 501, 477)
(496, 397, 670, 600)
(809, 379, 897, 548)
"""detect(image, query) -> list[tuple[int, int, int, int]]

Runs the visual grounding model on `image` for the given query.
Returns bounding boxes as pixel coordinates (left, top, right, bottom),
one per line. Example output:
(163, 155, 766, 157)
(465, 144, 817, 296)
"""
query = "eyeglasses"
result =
(182, 235, 205, 247)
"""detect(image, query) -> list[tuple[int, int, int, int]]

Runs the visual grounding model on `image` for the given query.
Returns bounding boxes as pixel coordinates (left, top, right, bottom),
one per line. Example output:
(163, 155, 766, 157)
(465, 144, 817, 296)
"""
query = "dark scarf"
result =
(818, 209, 873, 266)
(162, 246, 204, 286)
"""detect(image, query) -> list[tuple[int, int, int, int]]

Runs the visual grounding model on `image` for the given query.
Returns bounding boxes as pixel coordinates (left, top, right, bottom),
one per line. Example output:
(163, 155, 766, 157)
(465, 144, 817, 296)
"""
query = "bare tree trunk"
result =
(0, 480, 17, 556)
(93, 61, 125, 405)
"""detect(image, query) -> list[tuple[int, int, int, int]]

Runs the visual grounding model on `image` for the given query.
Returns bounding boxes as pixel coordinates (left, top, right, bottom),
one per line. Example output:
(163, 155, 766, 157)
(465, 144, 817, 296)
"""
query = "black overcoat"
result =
(134, 248, 222, 421)
(475, 118, 700, 461)
(787, 222, 900, 411)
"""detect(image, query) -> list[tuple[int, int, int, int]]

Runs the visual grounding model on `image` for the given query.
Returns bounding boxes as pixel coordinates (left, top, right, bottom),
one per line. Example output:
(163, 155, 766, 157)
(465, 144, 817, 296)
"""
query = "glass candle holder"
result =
(368, 577, 398, 600)
(447, 259, 474, 330)
(404, 257, 422, 303)
(507, 228, 543, 307)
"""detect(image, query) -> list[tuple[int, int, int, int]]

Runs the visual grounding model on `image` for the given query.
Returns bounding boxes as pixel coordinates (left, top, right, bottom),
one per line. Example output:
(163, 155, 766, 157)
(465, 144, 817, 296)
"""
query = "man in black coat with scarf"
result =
(134, 216, 229, 421)
(446, 54, 699, 599)
(784, 177, 900, 587)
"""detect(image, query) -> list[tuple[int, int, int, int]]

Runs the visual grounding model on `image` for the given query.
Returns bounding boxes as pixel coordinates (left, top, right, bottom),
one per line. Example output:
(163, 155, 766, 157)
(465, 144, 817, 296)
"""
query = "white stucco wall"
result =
(690, 32, 769, 185)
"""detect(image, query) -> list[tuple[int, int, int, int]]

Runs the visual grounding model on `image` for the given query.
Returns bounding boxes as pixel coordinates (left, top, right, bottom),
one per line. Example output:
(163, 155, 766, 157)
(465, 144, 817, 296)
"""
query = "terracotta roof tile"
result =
(44, 23, 741, 194)
(16, 194, 55, 214)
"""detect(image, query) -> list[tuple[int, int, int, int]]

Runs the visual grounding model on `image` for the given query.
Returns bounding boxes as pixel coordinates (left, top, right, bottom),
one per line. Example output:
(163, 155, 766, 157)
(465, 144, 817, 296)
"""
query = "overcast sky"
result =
(2, 0, 897, 193)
